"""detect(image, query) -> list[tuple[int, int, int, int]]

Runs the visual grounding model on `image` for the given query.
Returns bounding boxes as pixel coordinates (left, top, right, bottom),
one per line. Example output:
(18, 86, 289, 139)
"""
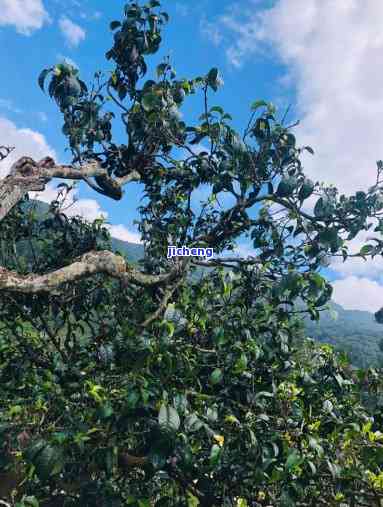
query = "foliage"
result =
(0, 1, 383, 506)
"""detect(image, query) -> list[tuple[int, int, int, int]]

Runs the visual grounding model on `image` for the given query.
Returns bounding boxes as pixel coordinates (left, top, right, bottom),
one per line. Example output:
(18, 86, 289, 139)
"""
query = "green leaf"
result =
(307, 460, 317, 475)
(209, 444, 221, 466)
(110, 21, 121, 30)
(360, 244, 374, 256)
(99, 403, 114, 419)
(276, 177, 296, 198)
(209, 106, 225, 115)
(308, 436, 324, 457)
(207, 67, 219, 91)
(24, 439, 46, 463)
(156, 62, 169, 78)
(185, 413, 203, 432)
(327, 460, 341, 478)
(38, 68, 52, 93)
(317, 227, 338, 246)
(187, 492, 200, 507)
(34, 445, 64, 481)
(210, 368, 223, 385)
(250, 99, 269, 112)
(322, 399, 334, 413)
(148, 437, 172, 468)
(160, 12, 170, 22)
(234, 353, 248, 373)
(158, 404, 180, 430)
(298, 178, 315, 200)
(20, 497, 40, 507)
(314, 196, 333, 218)
(304, 145, 315, 155)
(285, 449, 302, 471)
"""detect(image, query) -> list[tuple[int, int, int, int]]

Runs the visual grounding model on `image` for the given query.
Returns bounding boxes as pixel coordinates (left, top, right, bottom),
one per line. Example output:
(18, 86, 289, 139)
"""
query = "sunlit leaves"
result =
(158, 404, 180, 431)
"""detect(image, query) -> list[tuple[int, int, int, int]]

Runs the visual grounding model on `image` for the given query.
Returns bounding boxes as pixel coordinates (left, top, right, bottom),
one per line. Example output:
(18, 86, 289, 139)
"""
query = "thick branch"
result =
(0, 156, 141, 223)
(0, 250, 179, 295)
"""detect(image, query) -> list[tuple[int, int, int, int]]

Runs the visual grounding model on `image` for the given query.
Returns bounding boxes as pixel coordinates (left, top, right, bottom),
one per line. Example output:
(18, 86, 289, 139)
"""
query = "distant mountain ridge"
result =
(303, 302, 383, 368)
(22, 200, 383, 367)
(111, 237, 143, 264)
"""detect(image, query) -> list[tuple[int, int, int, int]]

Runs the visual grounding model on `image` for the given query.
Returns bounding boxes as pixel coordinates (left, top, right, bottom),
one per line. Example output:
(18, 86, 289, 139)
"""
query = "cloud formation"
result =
(211, 0, 383, 195)
(59, 16, 85, 48)
(332, 276, 383, 313)
(107, 224, 142, 244)
(0, 0, 50, 35)
(0, 116, 56, 178)
(200, 17, 223, 47)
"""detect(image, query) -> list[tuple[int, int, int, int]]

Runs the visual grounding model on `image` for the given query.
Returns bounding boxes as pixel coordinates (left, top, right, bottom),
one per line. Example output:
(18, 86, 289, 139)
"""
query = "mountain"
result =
(303, 302, 383, 368)
(111, 237, 143, 264)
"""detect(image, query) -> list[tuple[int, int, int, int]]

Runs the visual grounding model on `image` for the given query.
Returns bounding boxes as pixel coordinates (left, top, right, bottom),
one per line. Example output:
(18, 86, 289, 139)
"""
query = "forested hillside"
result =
(304, 303, 383, 368)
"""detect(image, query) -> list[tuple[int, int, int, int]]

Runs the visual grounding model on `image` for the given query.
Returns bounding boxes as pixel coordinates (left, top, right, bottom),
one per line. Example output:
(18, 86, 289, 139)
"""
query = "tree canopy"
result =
(0, 1, 383, 506)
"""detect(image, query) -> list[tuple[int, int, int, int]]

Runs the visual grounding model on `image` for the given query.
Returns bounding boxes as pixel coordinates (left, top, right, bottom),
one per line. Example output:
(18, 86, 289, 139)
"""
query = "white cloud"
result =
(0, 116, 56, 178)
(31, 185, 143, 244)
(29, 183, 61, 204)
(205, 1, 383, 308)
(332, 276, 383, 312)
(332, 255, 383, 280)
(0, 0, 50, 35)
(214, 0, 383, 195)
(0, 116, 102, 223)
(59, 16, 85, 48)
(328, 221, 383, 279)
(107, 224, 142, 244)
(200, 17, 223, 47)
(31, 180, 107, 224)
(232, 242, 255, 258)
(64, 197, 107, 222)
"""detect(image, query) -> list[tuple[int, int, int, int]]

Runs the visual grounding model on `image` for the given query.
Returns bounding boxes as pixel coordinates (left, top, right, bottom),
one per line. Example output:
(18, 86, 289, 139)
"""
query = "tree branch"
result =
(0, 250, 180, 295)
(0, 155, 141, 223)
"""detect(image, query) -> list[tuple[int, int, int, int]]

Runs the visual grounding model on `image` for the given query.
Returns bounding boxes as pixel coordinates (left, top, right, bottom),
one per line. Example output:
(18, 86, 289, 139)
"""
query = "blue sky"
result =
(1, 0, 383, 312)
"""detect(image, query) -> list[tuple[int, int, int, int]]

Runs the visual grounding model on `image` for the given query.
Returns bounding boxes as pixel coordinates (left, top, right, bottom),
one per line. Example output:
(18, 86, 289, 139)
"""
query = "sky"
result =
(1, 0, 383, 312)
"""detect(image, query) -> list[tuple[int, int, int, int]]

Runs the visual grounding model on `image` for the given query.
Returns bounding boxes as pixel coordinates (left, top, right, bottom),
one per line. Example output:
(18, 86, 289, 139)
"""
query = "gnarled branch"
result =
(0, 155, 141, 223)
(0, 250, 179, 295)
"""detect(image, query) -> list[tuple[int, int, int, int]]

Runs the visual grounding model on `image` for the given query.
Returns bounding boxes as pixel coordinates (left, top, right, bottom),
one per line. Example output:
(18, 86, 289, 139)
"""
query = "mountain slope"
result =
(304, 302, 383, 368)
